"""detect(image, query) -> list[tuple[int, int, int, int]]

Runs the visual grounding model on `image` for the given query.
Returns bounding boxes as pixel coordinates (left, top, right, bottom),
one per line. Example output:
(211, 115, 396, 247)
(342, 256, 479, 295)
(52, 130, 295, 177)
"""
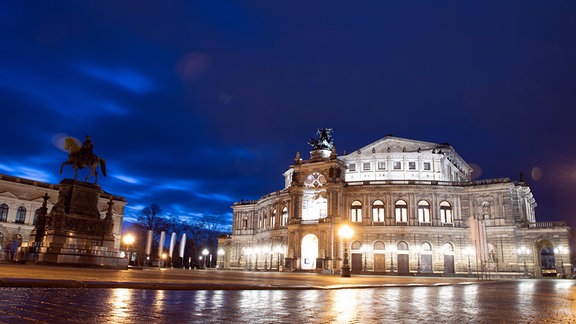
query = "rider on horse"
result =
(60, 135, 106, 183)
(80, 135, 94, 164)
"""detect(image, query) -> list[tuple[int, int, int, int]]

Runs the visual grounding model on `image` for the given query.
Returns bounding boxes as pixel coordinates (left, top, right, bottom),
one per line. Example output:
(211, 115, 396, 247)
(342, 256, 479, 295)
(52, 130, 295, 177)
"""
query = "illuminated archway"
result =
(301, 234, 318, 270)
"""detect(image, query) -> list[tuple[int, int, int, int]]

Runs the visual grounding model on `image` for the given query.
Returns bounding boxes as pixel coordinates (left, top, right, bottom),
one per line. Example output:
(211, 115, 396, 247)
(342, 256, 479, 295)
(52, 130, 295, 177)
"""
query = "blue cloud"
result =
(74, 63, 155, 94)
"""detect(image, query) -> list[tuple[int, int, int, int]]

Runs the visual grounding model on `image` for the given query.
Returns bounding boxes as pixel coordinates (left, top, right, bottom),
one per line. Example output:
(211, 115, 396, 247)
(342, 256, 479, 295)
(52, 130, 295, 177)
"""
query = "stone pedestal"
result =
(35, 179, 127, 268)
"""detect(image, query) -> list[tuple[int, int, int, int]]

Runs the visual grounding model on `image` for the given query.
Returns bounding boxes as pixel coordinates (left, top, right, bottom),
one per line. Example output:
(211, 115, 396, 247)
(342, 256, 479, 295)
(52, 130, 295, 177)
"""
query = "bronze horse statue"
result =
(59, 137, 107, 184)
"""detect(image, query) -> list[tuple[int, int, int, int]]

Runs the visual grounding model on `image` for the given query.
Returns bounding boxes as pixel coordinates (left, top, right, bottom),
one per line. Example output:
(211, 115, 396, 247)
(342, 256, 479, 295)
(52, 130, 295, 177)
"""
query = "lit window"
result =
(423, 162, 431, 170)
(0, 204, 8, 222)
(281, 207, 288, 226)
(440, 201, 453, 223)
(242, 218, 248, 229)
(393, 161, 402, 170)
(408, 161, 416, 170)
(272, 209, 277, 228)
(16, 206, 26, 224)
(395, 200, 408, 222)
(377, 162, 386, 170)
(417, 200, 430, 223)
(363, 162, 371, 171)
(351, 200, 362, 222)
(33, 208, 41, 225)
(349, 163, 357, 172)
(372, 200, 385, 222)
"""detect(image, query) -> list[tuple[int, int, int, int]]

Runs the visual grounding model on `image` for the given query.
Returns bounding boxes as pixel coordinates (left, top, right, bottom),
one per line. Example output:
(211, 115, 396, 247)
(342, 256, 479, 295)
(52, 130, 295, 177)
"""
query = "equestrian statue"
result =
(59, 135, 107, 184)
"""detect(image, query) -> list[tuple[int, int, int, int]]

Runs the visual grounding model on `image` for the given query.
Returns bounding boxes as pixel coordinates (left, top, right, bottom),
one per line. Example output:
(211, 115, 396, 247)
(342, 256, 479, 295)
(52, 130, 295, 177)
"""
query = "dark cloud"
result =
(1, 1, 575, 229)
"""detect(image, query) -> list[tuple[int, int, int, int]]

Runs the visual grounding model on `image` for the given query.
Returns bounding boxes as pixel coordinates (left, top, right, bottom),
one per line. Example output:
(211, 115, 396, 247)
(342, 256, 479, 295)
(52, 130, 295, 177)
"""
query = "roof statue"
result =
(59, 135, 107, 184)
(308, 128, 334, 151)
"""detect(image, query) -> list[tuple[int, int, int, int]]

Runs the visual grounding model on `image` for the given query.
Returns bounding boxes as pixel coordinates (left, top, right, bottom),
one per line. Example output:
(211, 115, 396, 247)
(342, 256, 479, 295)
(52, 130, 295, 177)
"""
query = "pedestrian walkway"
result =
(0, 263, 483, 290)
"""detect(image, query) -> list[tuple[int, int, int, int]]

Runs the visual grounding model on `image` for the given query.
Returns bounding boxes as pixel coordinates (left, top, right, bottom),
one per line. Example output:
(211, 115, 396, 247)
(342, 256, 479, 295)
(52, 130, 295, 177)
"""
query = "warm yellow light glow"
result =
(338, 224, 353, 240)
(122, 234, 135, 245)
(202, 248, 209, 256)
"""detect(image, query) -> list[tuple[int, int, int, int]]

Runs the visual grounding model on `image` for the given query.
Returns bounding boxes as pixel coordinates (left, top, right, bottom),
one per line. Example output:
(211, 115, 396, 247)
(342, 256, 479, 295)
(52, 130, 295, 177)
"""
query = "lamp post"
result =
(161, 253, 167, 268)
(245, 248, 252, 270)
(254, 247, 260, 271)
(517, 246, 531, 278)
(123, 234, 135, 266)
(338, 224, 354, 277)
(387, 245, 397, 274)
(202, 249, 209, 269)
(262, 246, 270, 270)
(554, 246, 567, 279)
(217, 248, 225, 269)
(361, 244, 370, 272)
(413, 246, 421, 274)
(465, 246, 474, 277)
(274, 246, 283, 271)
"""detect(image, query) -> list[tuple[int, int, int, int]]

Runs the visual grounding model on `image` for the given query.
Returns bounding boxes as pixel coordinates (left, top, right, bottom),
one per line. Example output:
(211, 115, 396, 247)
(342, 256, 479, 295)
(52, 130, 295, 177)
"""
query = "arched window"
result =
(395, 200, 408, 223)
(417, 200, 430, 223)
(372, 200, 385, 222)
(34, 208, 41, 225)
(281, 207, 288, 226)
(442, 242, 454, 254)
(0, 204, 8, 222)
(421, 242, 432, 252)
(15, 206, 26, 224)
(350, 201, 362, 222)
(271, 208, 277, 228)
(440, 201, 453, 223)
(373, 241, 386, 251)
(397, 241, 409, 251)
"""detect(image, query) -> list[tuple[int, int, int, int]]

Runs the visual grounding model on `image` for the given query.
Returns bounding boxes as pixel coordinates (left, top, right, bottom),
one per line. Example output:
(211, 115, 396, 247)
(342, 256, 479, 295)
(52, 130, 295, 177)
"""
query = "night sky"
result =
(1, 2, 575, 230)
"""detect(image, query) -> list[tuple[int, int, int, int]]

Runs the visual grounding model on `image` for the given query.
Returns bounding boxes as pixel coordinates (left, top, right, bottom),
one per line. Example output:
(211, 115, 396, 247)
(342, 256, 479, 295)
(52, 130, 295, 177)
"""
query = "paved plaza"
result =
(0, 264, 477, 290)
(0, 264, 575, 323)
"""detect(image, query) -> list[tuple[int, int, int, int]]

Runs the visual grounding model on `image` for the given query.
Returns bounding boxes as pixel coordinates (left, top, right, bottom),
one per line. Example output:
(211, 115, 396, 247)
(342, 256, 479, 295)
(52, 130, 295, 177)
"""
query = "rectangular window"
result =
(363, 162, 371, 171)
(352, 209, 362, 222)
(423, 162, 431, 170)
(393, 161, 402, 170)
(408, 161, 416, 170)
(349, 163, 357, 172)
(377, 162, 386, 170)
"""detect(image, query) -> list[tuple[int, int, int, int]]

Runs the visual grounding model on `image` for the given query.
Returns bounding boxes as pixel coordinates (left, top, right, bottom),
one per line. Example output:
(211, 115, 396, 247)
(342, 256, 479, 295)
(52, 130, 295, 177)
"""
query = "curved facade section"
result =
(221, 133, 571, 278)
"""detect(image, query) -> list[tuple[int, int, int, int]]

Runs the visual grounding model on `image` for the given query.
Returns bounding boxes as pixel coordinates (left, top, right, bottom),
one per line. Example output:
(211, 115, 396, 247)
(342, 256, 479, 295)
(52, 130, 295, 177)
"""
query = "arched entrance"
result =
(397, 241, 410, 275)
(301, 234, 318, 270)
(443, 243, 455, 274)
(535, 240, 555, 277)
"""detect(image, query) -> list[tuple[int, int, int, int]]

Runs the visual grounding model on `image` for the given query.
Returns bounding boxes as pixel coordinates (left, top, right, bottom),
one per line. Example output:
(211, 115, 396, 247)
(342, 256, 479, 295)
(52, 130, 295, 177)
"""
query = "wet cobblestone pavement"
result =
(0, 265, 574, 323)
(0, 280, 574, 323)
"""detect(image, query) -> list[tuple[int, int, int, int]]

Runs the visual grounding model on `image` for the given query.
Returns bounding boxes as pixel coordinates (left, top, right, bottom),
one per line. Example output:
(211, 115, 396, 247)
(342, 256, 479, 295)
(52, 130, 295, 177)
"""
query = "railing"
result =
(528, 221, 567, 228)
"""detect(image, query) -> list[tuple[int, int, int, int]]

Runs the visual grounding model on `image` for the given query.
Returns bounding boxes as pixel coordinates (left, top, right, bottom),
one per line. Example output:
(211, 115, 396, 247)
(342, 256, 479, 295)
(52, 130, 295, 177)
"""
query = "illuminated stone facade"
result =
(0, 174, 126, 263)
(222, 134, 571, 278)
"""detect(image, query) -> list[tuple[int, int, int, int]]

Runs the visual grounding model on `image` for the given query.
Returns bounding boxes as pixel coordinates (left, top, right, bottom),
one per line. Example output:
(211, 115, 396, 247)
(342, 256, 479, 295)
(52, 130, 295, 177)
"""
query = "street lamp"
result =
(517, 246, 531, 278)
(338, 224, 354, 277)
(202, 249, 209, 269)
(217, 248, 225, 269)
(554, 246, 567, 279)
(274, 246, 283, 271)
(413, 246, 421, 274)
(245, 248, 252, 270)
(123, 234, 135, 266)
(386, 245, 397, 274)
(465, 246, 474, 277)
(361, 244, 370, 272)
(161, 253, 167, 268)
(254, 247, 260, 271)
(262, 246, 270, 270)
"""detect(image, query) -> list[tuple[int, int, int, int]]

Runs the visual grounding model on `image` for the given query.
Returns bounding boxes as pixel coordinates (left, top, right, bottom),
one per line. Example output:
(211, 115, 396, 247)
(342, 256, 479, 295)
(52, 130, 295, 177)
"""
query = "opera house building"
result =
(220, 130, 572, 278)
